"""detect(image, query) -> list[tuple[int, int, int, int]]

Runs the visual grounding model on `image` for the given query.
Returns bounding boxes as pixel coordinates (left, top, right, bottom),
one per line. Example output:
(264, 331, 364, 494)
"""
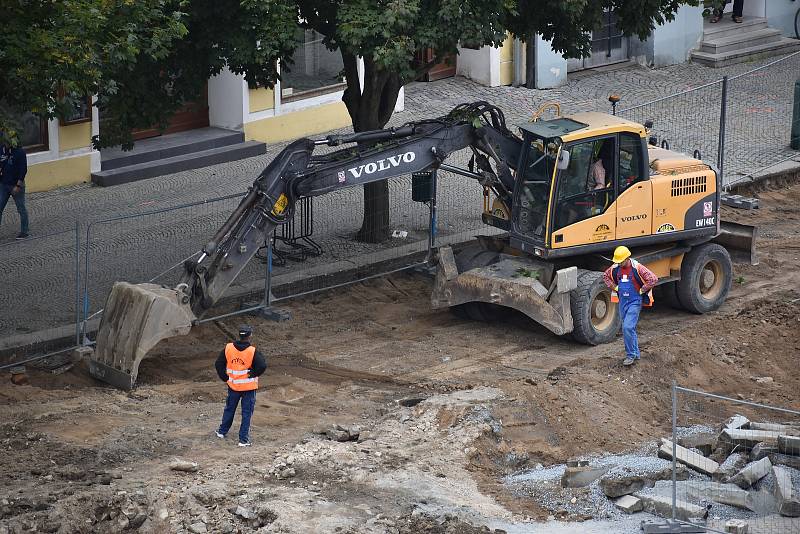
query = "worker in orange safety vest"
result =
(214, 324, 267, 446)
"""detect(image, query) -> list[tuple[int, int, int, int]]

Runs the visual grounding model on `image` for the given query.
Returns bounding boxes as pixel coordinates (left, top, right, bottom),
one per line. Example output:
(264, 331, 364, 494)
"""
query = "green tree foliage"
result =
(95, 0, 298, 148)
(0, 0, 188, 140)
(1, 0, 696, 240)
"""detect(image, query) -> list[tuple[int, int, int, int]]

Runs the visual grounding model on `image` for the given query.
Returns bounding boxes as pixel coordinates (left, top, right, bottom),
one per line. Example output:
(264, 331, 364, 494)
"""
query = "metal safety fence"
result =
(619, 79, 725, 174)
(724, 51, 800, 187)
(0, 226, 81, 372)
(619, 50, 800, 190)
(664, 384, 800, 534)
(1, 147, 492, 374)
(79, 193, 246, 337)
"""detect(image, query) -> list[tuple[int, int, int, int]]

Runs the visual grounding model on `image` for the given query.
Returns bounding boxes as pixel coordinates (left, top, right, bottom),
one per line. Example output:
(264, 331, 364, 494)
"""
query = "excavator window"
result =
(514, 134, 556, 240)
(618, 132, 645, 193)
(553, 137, 616, 231)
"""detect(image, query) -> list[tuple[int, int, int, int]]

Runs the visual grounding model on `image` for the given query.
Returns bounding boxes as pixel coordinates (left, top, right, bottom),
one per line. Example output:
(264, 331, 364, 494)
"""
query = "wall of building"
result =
(456, 45, 498, 86)
(651, 5, 704, 67)
(533, 36, 568, 89)
(244, 99, 352, 143)
(238, 57, 404, 144)
(767, 0, 797, 37)
(498, 37, 515, 86)
(208, 68, 246, 130)
(26, 105, 99, 192)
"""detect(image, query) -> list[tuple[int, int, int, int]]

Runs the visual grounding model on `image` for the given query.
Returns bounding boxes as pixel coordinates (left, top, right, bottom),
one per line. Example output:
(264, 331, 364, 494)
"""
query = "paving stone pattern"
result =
(3, 53, 800, 339)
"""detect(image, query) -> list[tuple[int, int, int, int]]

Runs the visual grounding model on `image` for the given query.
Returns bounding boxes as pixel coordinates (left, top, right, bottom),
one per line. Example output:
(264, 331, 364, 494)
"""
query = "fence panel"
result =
(724, 51, 800, 188)
(667, 385, 800, 534)
(268, 174, 435, 302)
(81, 194, 246, 333)
(619, 80, 725, 171)
(0, 226, 81, 365)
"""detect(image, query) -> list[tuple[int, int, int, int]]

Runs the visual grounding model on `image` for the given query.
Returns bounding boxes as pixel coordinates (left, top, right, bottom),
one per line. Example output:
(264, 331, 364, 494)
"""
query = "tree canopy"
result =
(0, 1, 187, 141)
(1, 0, 696, 238)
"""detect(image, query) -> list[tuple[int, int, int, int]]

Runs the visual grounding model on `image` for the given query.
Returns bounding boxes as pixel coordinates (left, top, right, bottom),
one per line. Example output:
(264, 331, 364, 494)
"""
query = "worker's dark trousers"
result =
(0, 185, 29, 234)
(716, 0, 744, 18)
(218, 388, 256, 443)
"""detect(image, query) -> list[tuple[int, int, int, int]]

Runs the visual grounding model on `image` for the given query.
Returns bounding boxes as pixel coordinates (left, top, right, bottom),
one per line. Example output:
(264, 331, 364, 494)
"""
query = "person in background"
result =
(0, 131, 30, 239)
(710, 0, 744, 24)
(588, 153, 606, 191)
(214, 324, 267, 447)
(603, 246, 658, 366)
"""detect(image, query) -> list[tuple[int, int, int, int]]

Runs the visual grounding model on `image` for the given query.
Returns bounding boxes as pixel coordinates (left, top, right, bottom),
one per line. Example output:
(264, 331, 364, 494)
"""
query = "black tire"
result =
(795, 6, 800, 39)
(450, 304, 470, 320)
(676, 243, 732, 314)
(655, 281, 684, 310)
(570, 270, 620, 345)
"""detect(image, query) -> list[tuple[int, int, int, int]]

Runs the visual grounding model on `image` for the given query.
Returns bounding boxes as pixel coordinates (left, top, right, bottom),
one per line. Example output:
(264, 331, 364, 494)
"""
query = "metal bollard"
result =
(792, 79, 800, 150)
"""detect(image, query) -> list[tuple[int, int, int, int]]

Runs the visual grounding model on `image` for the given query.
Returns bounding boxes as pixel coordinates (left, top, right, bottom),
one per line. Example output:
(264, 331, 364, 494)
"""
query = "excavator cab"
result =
(506, 114, 653, 257)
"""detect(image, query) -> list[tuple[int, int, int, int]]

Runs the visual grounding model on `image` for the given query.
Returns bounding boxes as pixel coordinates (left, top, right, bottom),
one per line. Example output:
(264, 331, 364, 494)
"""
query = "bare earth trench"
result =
(2, 182, 800, 533)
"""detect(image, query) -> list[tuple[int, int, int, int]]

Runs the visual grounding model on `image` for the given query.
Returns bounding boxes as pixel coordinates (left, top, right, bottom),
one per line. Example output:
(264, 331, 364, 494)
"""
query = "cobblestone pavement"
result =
(3, 52, 800, 340)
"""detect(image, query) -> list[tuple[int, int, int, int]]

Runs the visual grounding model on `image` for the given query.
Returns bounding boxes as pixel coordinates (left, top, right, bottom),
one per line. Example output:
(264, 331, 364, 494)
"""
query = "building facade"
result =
(18, 1, 798, 191)
(457, 0, 798, 88)
(20, 29, 402, 192)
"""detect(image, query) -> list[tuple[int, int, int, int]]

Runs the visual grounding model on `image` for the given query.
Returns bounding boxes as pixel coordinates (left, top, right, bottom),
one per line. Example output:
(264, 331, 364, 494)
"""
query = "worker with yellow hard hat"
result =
(603, 246, 659, 366)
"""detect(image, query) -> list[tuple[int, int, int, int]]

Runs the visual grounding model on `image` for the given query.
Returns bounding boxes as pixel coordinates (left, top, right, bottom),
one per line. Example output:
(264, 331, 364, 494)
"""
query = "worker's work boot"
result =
(622, 356, 636, 366)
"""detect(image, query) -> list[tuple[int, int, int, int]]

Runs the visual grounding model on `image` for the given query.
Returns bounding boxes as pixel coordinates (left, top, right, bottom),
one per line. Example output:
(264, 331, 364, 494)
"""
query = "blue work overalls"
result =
(616, 269, 642, 359)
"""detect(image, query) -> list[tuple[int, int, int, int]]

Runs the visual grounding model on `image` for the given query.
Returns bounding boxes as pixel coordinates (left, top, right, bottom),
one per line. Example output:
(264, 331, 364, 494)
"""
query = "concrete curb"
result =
(728, 159, 800, 195)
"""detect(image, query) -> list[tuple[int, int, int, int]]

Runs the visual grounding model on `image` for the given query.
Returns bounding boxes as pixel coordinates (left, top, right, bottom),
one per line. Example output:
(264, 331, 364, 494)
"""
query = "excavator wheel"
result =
(449, 246, 508, 322)
(569, 270, 620, 345)
(676, 243, 732, 314)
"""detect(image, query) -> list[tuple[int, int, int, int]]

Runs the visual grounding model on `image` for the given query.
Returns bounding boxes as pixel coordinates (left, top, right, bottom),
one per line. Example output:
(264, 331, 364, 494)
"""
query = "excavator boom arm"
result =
(89, 102, 520, 389)
(184, 104, 518, 314)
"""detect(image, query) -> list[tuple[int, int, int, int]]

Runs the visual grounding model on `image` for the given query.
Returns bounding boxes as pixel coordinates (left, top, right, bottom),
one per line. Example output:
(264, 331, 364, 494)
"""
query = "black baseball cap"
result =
(238, 324, 253, 338)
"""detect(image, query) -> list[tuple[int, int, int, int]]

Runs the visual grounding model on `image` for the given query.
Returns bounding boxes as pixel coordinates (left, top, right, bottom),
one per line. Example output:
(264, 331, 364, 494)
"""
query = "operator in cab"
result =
(214, 324, 267, 446)
(603, 246, 658, 366)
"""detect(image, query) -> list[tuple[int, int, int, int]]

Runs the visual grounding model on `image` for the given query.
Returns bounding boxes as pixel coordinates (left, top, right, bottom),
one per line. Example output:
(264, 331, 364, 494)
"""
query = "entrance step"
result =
(701, 17, 768, 40)
(699, 28, 784, 55)
(92, 141, 266, 187)
(691, 38, 800, 67)
(100, 127, 245, 171)
(691, 18, 800, 67)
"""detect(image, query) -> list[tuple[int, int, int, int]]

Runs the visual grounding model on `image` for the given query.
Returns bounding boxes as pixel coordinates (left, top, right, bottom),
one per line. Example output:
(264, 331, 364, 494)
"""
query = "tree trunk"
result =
(341, 52, 402, 243)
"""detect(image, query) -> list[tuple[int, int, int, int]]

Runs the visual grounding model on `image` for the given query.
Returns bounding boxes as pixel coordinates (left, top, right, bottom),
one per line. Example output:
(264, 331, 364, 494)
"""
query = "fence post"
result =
(248, 237, 291, 322)
(717, 76, 729, 187)
(81, 222, 92, 344)
(265, 238, 274, 309)
(74, 219, 81, 346)
(427, 169, 438, 263)
(671, 381, 678, 523)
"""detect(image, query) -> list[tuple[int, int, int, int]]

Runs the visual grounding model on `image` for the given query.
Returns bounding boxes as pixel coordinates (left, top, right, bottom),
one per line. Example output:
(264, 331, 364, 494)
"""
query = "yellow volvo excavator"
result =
(88, 102, 756, 389)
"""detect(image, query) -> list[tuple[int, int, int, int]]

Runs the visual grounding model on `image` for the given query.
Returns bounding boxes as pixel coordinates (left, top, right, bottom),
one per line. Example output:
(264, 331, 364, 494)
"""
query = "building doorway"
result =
(130, 85, 210, 141)
(567, 9, 629, 72)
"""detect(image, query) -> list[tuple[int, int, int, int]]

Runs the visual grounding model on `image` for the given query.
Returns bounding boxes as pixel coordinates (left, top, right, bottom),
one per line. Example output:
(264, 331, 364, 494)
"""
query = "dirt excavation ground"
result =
(3, 182, 800, 534)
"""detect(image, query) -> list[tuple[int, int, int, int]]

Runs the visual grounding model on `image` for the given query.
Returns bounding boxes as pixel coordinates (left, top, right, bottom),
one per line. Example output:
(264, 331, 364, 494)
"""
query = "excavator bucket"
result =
(715, 221, 758, 265)
(88, 282, 196, 390)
